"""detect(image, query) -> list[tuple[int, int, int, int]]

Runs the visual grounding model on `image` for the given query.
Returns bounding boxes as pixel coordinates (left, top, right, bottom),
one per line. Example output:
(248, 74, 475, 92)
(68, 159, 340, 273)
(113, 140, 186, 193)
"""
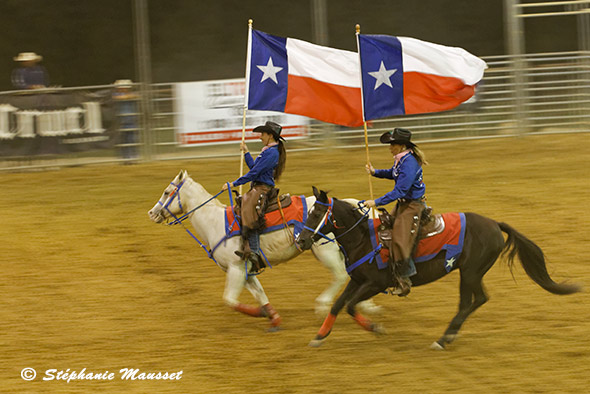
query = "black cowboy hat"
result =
(379, 128, 416, 147)
(253, 121, 284, 141)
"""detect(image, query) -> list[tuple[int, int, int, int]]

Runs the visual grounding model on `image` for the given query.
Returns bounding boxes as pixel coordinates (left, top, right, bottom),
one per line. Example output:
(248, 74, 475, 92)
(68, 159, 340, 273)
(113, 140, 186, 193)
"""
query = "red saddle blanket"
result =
(224, 195, 307, 237)
(368, 212, 466, 272)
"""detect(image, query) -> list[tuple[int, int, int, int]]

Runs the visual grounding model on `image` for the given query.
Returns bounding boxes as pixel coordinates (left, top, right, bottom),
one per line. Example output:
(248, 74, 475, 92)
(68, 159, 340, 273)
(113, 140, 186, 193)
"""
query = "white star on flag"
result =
(257, 57, 283, 84)
(368, 61, 397, 90)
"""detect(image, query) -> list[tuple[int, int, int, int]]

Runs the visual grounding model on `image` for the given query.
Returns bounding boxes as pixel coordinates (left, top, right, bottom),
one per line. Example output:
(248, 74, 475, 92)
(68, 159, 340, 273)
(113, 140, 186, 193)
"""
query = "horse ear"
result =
(312, 186, 320, 198)
(177, 170, 185, 181)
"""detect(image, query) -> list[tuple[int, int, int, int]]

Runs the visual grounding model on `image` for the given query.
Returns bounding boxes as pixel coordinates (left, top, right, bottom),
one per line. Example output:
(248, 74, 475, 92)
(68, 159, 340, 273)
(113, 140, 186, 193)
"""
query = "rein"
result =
(159, 180, 225, 226)
(304, 199, 370, 246)
(304, 199, 385, 274)
(158, 181, 238, 268)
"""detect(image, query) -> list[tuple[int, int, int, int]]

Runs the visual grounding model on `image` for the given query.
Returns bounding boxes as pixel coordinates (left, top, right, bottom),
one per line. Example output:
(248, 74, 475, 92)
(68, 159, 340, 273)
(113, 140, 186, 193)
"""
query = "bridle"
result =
(306, 198, 335, 239)
(156, 179, 233, 269)
(158, 179, 224, 226)
(302, 198, 370, 247)
(157, 179, 186, 223)
(302, 198, 385, 275)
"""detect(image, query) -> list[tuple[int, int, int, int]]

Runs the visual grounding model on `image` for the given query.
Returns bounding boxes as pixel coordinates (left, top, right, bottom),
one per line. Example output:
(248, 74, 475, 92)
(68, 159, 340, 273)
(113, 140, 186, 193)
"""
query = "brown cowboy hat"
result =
(253, 121, 284, 141)
(379, 128, 416, 147)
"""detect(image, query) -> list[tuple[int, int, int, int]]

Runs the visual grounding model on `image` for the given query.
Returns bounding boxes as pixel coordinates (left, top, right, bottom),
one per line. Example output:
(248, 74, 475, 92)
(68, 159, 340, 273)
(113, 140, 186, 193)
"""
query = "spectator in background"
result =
(112, 79, 140, 163)
(11, 52, 50, 89)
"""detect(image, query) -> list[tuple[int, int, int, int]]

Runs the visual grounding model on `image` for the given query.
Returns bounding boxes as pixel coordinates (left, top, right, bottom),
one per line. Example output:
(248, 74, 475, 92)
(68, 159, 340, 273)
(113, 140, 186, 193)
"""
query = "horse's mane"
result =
(336, 198, 377, 220)
(330, 197, 372, 249)
(332, 197, 370, 230)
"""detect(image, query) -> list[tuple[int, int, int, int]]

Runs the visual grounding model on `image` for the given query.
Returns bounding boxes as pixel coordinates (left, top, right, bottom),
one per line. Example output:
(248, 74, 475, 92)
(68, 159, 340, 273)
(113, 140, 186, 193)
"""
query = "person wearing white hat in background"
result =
(112, 79, 140, 163)
(11, 52, 50, 90)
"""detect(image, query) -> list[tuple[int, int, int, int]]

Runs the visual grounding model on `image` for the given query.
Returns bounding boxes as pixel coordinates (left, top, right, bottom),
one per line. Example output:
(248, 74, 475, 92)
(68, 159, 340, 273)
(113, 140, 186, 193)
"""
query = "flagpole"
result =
(240, 19, 253, 195)
(362, 121, 374, 200)
(356, 24, 375, 213)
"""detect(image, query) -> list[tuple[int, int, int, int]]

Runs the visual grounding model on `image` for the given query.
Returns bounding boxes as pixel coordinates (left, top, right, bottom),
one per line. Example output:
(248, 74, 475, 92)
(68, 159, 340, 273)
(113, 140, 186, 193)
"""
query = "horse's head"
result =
(296, 186, 335, 251)
(148, 170, 189, 223)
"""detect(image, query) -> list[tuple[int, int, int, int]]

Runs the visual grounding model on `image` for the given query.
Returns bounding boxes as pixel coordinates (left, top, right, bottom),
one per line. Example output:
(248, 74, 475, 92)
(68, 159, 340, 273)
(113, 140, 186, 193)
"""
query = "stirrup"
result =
(247, 253, 266, 275)
(234, 250, 264, 275)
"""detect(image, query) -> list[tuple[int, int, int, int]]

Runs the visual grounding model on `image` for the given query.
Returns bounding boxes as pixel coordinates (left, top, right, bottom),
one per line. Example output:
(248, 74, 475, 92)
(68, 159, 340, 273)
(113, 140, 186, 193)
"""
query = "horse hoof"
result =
(371, 324, 387, 336)
(309, 338, 325, 348)
(430, 341, 445, 351)
(267, 326, 281, 333)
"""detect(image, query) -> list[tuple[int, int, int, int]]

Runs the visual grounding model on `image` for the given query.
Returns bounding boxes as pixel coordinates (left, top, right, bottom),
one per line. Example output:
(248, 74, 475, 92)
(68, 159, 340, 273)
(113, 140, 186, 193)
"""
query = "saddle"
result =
(377, 206, 445, 247)
(418, 208, 445, 238)
(264, 188, 293, 213)
(233, 188, 293, 227)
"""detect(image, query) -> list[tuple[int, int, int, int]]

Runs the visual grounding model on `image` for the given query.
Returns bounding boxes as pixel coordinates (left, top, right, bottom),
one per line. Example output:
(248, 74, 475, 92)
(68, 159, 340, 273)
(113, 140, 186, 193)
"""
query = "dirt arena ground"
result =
(1, 133, 588, 393)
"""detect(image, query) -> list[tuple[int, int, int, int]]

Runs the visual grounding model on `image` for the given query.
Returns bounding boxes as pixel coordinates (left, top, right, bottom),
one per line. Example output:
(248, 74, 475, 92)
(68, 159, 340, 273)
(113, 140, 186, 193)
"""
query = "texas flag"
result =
(358, 34, 487, 120)
(246, 29, 363, 127)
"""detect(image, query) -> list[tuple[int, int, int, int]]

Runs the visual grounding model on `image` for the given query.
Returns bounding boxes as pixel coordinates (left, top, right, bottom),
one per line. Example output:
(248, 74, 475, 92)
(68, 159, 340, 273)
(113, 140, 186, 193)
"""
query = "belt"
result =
(399, 196, 426, 204)
(252, 181, 272, 188)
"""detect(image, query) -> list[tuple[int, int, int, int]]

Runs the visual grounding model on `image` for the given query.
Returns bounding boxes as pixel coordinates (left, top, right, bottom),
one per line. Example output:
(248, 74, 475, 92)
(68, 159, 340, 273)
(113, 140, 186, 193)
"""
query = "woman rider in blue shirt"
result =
(222, 121, 286, 274)
(364, 128, 427, 296)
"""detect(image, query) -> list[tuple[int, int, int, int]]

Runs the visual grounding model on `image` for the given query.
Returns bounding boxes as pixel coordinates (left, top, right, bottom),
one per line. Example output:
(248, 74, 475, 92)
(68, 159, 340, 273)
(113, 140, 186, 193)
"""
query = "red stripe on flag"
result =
(403, 72, 475, 115)
(285, 75, 363, 127)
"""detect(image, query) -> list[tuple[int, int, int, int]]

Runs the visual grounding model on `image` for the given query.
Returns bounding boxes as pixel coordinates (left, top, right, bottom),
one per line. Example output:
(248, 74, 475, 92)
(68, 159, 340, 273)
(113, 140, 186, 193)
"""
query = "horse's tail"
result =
(498, 222, 581, 295)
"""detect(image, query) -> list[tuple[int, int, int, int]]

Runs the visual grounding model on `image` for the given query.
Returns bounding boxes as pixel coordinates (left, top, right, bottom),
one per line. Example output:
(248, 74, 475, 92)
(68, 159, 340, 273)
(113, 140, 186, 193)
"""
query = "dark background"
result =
(0, 0, 579, 91)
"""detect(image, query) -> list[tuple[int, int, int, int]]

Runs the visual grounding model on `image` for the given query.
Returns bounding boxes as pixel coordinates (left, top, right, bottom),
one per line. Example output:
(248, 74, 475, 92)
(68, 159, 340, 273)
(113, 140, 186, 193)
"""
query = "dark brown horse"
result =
(295, 187, 581, 349)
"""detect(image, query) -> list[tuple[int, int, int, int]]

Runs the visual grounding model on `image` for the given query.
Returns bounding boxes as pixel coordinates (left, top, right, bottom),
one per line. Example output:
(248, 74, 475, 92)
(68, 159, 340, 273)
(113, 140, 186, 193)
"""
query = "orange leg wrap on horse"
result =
(263, 303, 281, 327)
(354, 313, 373, 331)
(233, 303, 266, 318)
(317, 313, 337, 339)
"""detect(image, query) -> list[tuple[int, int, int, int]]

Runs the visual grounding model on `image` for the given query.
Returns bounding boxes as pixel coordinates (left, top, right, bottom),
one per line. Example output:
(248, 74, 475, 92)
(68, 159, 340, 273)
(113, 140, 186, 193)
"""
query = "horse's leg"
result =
(223, 263, 266, 318)
(433, 275, 490, 350)
(245, 276, 282, 331)
(346, 282, 387, 335)
(311, 243, 349, 314)
(432, 219, 504, 350)
(312, 243, 382, 315)
(433, 245, 501, 350)
(431, 276, 476, 349)
(309, 279, 360, 347)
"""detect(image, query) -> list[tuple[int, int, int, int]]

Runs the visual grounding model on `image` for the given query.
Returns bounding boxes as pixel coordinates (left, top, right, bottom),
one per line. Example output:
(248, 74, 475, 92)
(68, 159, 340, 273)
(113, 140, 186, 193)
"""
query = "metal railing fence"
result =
(0, 51, 588, 171)
(146, 51, 590, 160)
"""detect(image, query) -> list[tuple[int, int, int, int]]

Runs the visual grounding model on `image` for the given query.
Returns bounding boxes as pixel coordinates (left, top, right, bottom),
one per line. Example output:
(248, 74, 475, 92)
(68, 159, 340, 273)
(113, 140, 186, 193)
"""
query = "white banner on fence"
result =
(174, 79, 309, 146)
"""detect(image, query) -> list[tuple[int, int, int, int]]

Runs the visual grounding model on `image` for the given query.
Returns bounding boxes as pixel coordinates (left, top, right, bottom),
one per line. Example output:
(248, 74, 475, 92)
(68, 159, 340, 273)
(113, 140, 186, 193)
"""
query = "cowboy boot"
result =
(245, 231, 266, 274)
(387, 257, 403, 295)
(396, 258, 414, 297)
(234, 237, 251, 260)
(396, 276, 412, 297)
(388, 259, 412, 296)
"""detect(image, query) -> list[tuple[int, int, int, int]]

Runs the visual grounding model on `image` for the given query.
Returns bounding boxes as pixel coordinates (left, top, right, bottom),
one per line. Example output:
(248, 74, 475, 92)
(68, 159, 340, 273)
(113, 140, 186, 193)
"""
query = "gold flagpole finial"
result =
(355, 24, 361, 34)
(248, 19, 253, 27)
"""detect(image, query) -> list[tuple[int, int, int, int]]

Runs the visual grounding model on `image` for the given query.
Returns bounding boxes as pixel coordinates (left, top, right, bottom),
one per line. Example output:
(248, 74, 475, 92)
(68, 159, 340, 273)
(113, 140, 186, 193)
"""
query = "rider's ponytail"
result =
(412, 145, 428, 166)
(274, 139, 286, 181)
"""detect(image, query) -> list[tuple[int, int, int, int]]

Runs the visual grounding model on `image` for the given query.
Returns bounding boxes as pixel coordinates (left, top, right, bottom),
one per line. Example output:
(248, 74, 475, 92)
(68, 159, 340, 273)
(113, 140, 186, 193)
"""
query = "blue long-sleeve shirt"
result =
(373, 153, 425, 206)
(232, 145, 279, 187)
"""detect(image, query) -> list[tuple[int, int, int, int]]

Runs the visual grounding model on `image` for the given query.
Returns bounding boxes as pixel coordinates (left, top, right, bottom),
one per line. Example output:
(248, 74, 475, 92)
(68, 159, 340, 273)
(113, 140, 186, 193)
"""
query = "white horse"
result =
(148, 170, 378, 331)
